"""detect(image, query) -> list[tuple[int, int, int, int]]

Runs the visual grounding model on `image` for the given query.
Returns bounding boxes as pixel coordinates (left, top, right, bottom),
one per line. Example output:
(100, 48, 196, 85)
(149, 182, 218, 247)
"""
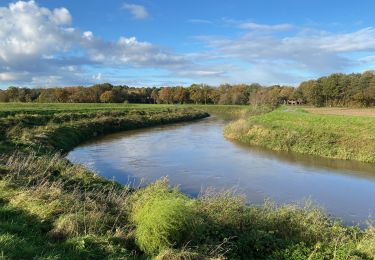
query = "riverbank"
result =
(0, 104, 374, 259)
(225, 106, 375, 163)
(188, 104, 272, 120)
(0, 104, 208, 154)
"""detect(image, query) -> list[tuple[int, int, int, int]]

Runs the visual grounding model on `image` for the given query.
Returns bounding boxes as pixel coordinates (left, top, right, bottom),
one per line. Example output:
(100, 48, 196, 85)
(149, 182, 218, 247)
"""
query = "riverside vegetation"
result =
(225, 106, 375, 163)
(0, 103, 374, 259)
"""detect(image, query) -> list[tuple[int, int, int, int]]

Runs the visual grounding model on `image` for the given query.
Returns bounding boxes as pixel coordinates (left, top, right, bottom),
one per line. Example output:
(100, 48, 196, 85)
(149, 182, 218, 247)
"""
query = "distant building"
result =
(284, 99, 303, 105)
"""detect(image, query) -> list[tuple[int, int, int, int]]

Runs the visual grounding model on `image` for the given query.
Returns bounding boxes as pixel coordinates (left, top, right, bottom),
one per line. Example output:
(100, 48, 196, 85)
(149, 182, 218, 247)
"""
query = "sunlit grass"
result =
(225, 106, 375, 162)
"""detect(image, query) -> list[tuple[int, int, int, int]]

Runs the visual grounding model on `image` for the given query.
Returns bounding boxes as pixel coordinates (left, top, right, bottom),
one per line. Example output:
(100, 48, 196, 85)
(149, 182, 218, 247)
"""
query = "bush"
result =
(357, 227, 375, 258)
(130, 179, 196, 255)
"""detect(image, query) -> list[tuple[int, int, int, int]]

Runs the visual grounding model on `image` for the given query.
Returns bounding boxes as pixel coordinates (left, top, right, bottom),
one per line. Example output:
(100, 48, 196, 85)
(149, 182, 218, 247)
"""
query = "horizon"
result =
(1, 0, 375, 88)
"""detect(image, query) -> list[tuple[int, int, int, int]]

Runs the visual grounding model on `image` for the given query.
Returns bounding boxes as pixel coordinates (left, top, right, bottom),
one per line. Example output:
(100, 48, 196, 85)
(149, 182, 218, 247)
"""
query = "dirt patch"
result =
(305, 107, 375, 117)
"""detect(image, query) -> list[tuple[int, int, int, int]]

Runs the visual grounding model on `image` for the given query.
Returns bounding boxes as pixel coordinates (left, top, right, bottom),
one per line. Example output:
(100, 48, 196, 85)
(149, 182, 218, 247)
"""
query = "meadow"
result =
(225, 106, 375, 163)
(0, 103, 374, 259)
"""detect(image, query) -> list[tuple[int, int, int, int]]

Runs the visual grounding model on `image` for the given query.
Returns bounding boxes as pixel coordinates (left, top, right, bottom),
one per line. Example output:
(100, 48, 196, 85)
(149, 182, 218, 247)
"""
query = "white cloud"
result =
(0, 72, 19, 81)
(0, 1, 189, 86)
(81, 35, 188, 68)
(122, 3, 149, 19)
(82, 31, 93, 40)
(0, 0, 75, 63)
(92, 72, 102, 80)
(52, 7, 72, 25)
(239, 22, 293, 31)
(196, 26, 375, 84)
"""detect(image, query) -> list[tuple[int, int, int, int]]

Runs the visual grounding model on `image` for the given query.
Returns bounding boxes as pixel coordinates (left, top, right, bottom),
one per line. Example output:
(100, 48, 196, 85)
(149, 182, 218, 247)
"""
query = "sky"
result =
(1, 0, 375, 88)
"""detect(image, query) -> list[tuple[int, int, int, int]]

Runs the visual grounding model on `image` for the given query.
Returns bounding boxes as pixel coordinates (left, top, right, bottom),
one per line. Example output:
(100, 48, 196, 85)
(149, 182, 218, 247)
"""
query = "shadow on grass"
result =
(0, 199, 134, 259)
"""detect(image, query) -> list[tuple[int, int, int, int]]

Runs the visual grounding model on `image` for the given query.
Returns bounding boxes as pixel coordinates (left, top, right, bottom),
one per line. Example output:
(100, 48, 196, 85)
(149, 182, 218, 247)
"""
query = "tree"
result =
(151, 89, 159, 104)
(359, 71, 375, 106)
(7, 87, 20, 102)
(52, 88, 69, 102)
(298, 80, 323, 106)
(100, 90, 117, 103)
(231, 92, 247, 105)
(68, 87, 92, 103)
(158, 87, 174, 104)
(364, 77, 375, 106)
(319, 74, 343, 106)
(208, 88, 220, 104)
(279, 87, 294, 103)
(0, 90, 9, 102)
(90, 83, 113, 102)
(173, 87, 188, 104)
(189, 84, 204, 104)
(38, 89, 55, 103)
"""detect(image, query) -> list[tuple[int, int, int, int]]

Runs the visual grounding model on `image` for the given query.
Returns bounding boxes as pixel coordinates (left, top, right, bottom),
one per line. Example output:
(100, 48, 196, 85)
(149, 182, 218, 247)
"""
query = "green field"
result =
(0, 103, 374, 259)
(225, 106, 375, 163)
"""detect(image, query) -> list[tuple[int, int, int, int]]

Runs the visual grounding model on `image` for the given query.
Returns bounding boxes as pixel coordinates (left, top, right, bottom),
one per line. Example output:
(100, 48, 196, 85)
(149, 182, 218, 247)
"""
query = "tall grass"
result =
(0, 152, 138, 258)
(225, 106, 375, 163)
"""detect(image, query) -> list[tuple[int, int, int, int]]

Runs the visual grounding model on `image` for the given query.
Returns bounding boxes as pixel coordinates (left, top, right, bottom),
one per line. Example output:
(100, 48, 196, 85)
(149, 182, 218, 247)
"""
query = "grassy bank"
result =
(0, 103, 374, 259)
(225, 106, 375, 163)
(188, 104, 272, 120)
(0, 103, 208, 154)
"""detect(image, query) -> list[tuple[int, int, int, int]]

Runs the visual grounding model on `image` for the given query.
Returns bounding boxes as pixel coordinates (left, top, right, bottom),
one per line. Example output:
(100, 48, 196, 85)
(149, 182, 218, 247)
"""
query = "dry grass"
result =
(304, 106, 375, 117)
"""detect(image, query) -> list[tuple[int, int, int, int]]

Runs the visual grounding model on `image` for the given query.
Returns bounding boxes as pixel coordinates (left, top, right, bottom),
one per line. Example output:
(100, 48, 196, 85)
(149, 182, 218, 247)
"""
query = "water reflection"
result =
(67, 117, 375, 225)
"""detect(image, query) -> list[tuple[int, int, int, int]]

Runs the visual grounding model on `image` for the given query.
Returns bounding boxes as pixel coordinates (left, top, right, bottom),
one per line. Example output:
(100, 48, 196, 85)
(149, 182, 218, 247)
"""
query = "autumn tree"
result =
(158, 87, 174, 104)
(0, 90, 9, 102)
(208, 88, 220, 104)
(150, 89, 159, 104)
(189, 84, 204, 104)
(100, 90, 117, 103)
(173, 87, 188, 104)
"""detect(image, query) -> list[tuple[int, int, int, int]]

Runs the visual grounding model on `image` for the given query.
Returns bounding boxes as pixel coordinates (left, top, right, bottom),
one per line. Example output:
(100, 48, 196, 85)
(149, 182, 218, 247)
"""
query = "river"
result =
(67, 116, 375, 225)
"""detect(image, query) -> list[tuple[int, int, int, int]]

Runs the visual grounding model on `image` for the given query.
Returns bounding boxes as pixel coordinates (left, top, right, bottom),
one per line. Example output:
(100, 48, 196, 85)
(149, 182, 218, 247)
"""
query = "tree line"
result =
(0, 71, 375, 107)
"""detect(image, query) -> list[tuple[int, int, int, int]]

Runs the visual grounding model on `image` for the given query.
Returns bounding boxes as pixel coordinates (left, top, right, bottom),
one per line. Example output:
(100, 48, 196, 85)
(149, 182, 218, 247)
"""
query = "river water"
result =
(67, 117, 375, 225)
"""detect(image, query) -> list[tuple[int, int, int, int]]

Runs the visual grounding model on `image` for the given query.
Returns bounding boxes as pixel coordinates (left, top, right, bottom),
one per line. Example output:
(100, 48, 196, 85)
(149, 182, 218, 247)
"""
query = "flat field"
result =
(305, 106, 375, 117)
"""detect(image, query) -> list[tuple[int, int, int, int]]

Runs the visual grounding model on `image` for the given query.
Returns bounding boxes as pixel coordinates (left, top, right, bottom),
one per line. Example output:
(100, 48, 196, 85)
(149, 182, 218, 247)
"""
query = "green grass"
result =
(188, 104, 272, 120)
(130, 179, 195, 255)
(225, 106, 375, 163)
(0, 103, 209, 154)
(0, 103, 374, 259)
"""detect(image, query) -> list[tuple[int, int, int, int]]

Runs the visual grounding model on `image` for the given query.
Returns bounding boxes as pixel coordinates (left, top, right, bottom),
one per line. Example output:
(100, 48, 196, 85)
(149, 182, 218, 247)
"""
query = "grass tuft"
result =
(130, 179, 195, 255)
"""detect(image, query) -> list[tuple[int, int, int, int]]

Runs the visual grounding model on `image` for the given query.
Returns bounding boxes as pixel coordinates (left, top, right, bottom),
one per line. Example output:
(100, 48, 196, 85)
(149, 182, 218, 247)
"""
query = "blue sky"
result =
(1, 0, 375, 88)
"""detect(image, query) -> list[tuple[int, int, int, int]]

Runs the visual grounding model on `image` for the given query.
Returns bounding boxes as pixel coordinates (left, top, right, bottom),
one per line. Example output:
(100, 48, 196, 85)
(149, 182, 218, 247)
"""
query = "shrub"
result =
(357, 227, 375, 258)
(130, 179, 195, 255)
